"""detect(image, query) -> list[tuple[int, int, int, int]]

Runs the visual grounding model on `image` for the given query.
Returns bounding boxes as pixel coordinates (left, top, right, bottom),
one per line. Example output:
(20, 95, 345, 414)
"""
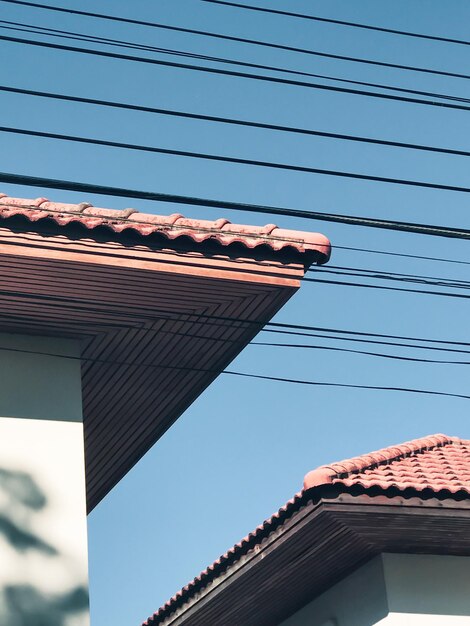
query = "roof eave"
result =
(148, 487, 470, 626)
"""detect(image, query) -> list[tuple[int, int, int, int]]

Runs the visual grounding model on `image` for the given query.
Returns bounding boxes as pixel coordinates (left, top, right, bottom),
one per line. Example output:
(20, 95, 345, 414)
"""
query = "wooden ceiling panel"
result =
(0, 228, 304, 510)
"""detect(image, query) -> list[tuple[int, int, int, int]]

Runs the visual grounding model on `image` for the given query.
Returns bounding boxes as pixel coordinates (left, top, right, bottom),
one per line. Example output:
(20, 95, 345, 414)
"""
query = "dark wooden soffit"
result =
(158, 492, 470, 626)
(0, 225, 315, 510)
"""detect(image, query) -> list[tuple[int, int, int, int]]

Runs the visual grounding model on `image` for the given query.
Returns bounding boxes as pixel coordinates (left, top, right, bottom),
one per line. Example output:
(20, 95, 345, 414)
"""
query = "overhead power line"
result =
(0, 215, 467, 302)
(333, 246, 470, 267)
(3, 85, 470, 159)
(262, 329, 470, 357)
(226, 370, 470, 400)
(2, 34, 470, 112)
(0, 280, 467, 364)
(202, 0, 470, 48)
(316, 267, 470, 290)
(0, 192, 468, 270)
(305, 275, 470, 302)
(0, 301, 467, 365)
(0, 343, 469, 401)
(2, 172, 470, 240)
(0, 270, 468, 348)
(0, 217, 470, 299)
(266, 321, 470, 348)
(0, 284, 468, 397)
(3, 20, 470, 106)
(321, 265, 470, 288)
(252, 341, 470, 365)
(0, 283, 468, 355)
(1, 0, 469, 81)
(4, 125, 470, 195)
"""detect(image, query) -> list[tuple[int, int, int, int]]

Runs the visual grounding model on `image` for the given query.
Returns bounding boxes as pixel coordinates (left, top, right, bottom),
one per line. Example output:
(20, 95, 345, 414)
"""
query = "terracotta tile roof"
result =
(0, 194, 331, 262)
(303, 433, 470, 494)
(146, 433, 470, 625)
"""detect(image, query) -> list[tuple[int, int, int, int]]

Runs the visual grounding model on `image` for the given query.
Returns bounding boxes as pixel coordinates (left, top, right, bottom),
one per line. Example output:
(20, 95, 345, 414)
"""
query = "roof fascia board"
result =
(155, 494, 470, 625)
(0, 228, 304, 288)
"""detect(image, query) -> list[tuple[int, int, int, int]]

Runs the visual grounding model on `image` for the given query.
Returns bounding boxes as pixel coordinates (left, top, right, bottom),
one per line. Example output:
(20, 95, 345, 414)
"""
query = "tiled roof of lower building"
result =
(146, 433, 470, 625)
(0, 194, 331, 262)
(303, 433, 470, 493)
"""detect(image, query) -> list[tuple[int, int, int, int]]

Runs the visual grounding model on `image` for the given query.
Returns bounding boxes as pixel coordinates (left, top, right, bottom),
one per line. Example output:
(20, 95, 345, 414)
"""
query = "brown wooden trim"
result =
(0, 228, 303, 510)
(155, 494, 470, 626)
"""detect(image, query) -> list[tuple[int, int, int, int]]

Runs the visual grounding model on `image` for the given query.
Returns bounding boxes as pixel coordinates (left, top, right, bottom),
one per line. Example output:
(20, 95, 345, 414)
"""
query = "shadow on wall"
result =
(0, 468, 89, 626)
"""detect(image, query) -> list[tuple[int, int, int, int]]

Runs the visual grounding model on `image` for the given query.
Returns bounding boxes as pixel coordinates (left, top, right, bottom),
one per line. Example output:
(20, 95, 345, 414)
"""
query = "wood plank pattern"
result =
(157, 494, 470, 626)
(0, 229, 303, 510)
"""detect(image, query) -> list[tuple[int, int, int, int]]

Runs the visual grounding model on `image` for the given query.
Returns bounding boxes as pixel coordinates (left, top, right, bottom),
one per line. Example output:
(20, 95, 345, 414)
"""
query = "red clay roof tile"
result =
(146, 433, 470, 625)
(0, 194, 331, 261)
(303, 433, 470, 493)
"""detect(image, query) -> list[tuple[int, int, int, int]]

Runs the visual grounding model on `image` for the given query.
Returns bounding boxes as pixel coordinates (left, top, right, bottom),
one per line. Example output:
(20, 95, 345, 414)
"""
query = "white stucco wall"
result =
(280, 555, 388, 626)
(279, 553, 470, 626)
(378, 553, 470, 625)
(0, 332, 82, 421)
(0, 333, 89, 626)
(377, 615, 470, 625)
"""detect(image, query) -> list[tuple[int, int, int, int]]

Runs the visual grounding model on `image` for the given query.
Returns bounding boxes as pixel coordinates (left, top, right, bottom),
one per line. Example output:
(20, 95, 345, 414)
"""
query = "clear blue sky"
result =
(1, 1, 470, 624)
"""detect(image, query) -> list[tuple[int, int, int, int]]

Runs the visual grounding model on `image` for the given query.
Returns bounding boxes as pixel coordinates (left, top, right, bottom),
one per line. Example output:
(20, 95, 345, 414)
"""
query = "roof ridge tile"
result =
(0, 193, 331, 261)
(303, 433, 461, 489)
(147, 433, 470, 625)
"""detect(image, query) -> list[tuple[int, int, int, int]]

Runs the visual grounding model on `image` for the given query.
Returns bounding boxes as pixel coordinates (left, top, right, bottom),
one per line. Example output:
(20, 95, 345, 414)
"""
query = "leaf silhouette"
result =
(0, 468, 88, 625)
(0, 515, 57, 555)
(4, 584, 88, 625)
(0, 469, 47, 510)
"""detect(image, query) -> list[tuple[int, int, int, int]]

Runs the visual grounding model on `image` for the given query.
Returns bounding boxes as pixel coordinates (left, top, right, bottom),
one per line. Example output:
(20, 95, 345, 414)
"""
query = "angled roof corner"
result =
(0, 193, 331, 511)
(0, 194, 331, 263)
(148, 433, 470, 626)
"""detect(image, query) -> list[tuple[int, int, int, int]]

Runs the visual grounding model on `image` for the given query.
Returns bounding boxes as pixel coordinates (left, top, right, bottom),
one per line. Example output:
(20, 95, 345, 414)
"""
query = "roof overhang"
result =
(150, 486, 470, 626)
(0, 200, 330, 511)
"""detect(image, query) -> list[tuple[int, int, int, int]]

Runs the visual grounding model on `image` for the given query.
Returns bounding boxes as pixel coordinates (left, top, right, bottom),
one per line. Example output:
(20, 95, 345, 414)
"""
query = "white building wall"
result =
(377, 615, 470, 625)
(279, 553, 470, 626)
(0, 333, 89, 626)
(378, 553, 470, 625)
(0, 332, 83, 422)
(279, 555, 388, 626)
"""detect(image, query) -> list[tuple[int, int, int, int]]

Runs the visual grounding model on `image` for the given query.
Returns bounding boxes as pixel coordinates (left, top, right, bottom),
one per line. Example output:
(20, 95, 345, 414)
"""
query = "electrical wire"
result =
(315, 265, 470, 288)
(0, 4, 467, 400)
(4, 222, 466, 293)
(313, 267, 470, 290)
(0, 281, 469, 355)
(2, 172, 470, 240)
(3, 294, 469, 356)
(2, 34, 470, 112)
(261, 328, 470, 356)
(265, 322, 470, 348)
(0, 222, 468, 312)
(3, 84, 470, 159)
(226, 370, 470, 400)
(5, 282, 470, 371)
(251, 341, 470, 365)
(304, 275, 470, 301)
(5, 125, 470, 195)
(3, 20, 470, 105)
(0, 225, 468, 317)
(1, 168, 469, 266)
(332, 246, 470, 267)
(1, 0, 469, 81)
(201, 0, 470, 48)
(322, 270, 470, 289)
(0, 196, 470, 288)
(13, 298, 466, 364)
(0, 342, 468, 401)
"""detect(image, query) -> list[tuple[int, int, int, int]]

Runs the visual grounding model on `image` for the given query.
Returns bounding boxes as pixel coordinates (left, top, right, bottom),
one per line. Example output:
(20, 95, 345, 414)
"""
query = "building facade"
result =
(0, 192, 330, 625)
(148, 434, 470, 626)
